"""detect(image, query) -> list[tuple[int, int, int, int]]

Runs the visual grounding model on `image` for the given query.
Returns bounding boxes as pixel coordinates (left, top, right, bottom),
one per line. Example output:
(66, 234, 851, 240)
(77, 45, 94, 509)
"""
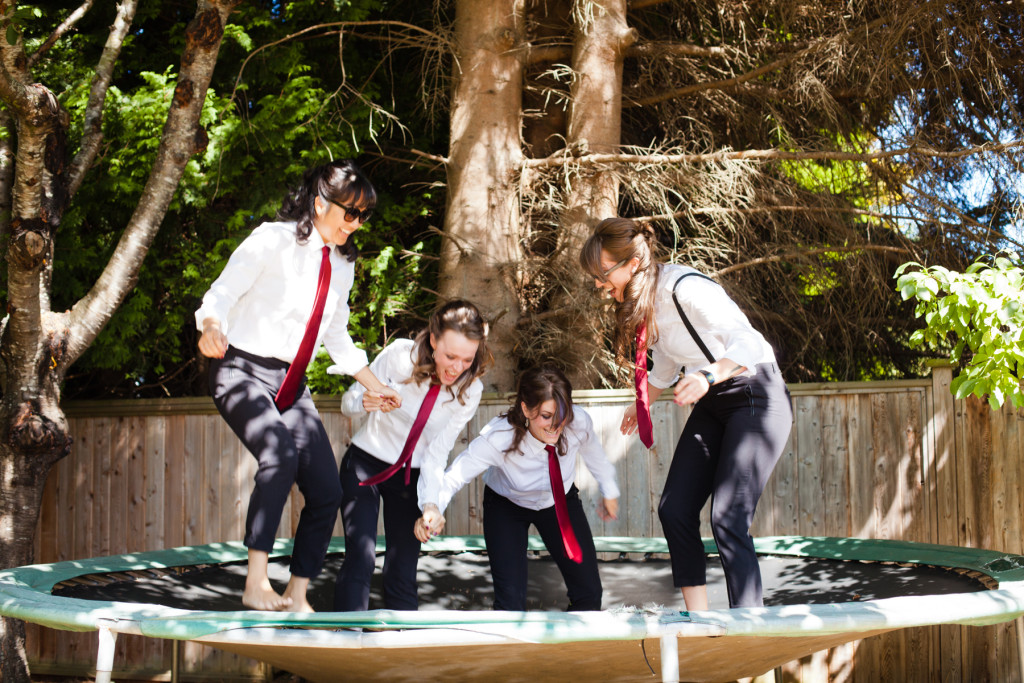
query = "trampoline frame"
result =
(4, 535, 1024, 683)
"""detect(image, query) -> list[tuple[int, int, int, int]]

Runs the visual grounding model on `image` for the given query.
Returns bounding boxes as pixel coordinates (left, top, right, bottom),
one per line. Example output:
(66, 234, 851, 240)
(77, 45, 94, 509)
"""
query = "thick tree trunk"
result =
(441, 0, 525, 391)
(560, 0, 635, 385)
(0, 2, 236, 680)
(564, 0, 633, 228)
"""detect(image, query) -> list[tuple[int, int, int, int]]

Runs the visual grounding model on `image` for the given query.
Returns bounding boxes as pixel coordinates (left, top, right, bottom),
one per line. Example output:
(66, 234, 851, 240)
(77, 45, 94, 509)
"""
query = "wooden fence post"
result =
(927, 360, 965, 682)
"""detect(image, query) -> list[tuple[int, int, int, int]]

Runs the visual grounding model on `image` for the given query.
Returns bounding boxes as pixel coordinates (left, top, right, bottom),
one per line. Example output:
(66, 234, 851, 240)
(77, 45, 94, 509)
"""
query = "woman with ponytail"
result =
(333, 300, 492, 611)
(196, 160, 400, 612)
(579, 217, 792, 610)
(419, 363, 619, 611)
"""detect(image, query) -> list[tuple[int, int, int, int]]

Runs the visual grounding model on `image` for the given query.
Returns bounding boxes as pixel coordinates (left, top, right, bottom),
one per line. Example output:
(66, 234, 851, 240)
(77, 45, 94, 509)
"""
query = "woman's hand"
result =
(414, 504, 446, 542)
(377, 386, 402, 413)
(362, 390, 394, 413)
(619, 404, 639, 435)
(198, 319, 228, 359)
(673, 373, 710, 406)
(353, 366, 403, 412)
(598, 498, 619, 521)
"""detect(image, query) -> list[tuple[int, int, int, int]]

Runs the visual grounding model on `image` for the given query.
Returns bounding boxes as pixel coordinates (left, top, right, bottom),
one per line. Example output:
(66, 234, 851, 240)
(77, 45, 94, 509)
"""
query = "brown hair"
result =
(579, 217, 661, 367)
(502, 363, 575, 457)
(409, 300, 493, 404)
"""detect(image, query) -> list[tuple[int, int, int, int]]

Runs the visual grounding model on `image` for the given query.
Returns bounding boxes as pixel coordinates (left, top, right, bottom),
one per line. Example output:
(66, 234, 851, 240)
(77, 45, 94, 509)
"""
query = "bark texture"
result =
(441, 0, 526, 391)
(0, 2, 237, 680)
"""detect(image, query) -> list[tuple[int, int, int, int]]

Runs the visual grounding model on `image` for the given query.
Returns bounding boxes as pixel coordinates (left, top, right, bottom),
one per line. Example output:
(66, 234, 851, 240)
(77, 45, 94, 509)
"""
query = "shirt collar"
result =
(523, 428, 559, 456)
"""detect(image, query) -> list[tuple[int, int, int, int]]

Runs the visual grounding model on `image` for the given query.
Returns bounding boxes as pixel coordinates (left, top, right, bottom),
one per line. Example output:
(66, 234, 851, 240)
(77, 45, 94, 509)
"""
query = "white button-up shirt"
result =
(648, 263, 776, 389)
(340, 339, 483, 510)
(194, 221, 368, 375)
(435, 408, 620, 513)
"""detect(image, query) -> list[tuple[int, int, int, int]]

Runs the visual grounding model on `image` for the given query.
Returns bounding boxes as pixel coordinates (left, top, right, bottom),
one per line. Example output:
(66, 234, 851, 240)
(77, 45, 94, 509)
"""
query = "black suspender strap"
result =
(671, 272, 717, 365)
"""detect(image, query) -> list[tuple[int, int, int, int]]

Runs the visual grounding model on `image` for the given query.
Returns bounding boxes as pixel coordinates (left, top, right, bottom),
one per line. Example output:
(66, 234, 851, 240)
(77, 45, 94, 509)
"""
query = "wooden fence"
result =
(24, 364, 1024, 682)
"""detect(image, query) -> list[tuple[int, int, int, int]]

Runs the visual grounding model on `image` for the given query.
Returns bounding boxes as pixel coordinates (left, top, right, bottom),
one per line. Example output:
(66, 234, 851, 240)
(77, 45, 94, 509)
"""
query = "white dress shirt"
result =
(648, 263, 776, 390)
(435, 408, 620, 513)
(339, 338, 483, 511)
(194, 221, 369, 375)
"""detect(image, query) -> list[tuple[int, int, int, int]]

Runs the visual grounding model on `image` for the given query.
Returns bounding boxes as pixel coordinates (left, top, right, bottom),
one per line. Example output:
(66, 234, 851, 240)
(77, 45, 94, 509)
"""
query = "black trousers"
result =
(334, 445, 423, 611)
(209, 347, 342, 579)
(483, 485, 602, 611)
(658, 363, 793, 608)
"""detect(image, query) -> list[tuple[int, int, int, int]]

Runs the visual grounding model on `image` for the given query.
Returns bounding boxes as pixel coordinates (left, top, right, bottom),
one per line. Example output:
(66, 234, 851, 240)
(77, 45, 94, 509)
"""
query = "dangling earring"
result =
(524, 416, 530, 428)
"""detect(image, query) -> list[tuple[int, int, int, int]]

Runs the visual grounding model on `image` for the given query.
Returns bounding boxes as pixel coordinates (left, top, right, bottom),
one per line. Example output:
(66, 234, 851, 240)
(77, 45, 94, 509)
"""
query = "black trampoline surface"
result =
(54, 550, 988, 612)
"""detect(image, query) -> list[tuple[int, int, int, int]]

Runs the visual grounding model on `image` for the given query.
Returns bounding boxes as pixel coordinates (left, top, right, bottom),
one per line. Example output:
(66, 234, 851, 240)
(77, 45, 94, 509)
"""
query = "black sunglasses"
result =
(327, 199, 373, 224)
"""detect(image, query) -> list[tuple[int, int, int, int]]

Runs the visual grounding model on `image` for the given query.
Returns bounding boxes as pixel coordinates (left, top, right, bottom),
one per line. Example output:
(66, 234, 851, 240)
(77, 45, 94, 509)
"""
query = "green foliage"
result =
(11, 0, 444, 398)
(895, 254, 1024, 409)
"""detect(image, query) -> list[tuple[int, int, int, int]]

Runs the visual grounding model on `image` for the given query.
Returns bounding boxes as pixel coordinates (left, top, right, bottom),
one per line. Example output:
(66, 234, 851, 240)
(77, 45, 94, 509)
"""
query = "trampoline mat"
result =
(54, 551, 988, 612)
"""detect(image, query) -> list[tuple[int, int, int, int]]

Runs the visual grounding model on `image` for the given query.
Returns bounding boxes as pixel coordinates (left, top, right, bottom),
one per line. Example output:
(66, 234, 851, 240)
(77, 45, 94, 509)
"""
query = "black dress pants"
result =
(210, 347, 342, 579)
(334, 445, 423, 611)
(483, 485, 602, 611)
(657, 363, 793, 608)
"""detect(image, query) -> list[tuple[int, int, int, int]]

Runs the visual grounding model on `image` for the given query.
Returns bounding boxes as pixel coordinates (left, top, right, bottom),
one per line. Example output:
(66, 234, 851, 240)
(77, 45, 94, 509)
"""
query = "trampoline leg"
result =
(95, 625, 117, 683)
(660, 634, 679, 683)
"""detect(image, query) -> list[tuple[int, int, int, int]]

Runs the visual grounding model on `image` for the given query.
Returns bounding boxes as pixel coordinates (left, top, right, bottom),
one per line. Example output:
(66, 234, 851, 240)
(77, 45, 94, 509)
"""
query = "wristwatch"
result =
(697, 369, 715, 386)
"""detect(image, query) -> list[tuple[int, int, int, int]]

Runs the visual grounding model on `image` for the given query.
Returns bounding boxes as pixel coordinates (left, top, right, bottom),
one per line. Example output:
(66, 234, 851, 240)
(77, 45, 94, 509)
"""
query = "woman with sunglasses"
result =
(416, 363, 619, 612)
(333, 300, 492, 611)
(196, 159, 400, 612)
(579, 217, 792, 610)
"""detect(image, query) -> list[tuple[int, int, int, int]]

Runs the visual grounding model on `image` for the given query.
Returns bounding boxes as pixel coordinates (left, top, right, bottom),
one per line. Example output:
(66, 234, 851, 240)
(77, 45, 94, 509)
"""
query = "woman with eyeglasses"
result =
(196, 160, 400, 612)
(579, 217, 792, 610)
(333, 300, 492, 612)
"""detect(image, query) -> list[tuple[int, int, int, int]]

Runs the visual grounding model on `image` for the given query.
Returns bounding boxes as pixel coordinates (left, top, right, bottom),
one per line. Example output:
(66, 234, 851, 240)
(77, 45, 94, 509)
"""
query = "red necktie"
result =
(545, 445, 582, 564)
(634, 322, 654, 448)
(274, 246, 331, 411)
(361, 382, 441, 487)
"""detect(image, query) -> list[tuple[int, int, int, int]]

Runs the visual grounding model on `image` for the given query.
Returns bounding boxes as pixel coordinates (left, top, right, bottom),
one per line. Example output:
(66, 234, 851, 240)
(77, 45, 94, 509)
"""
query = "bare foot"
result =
(282, 576, 314, 613)
(284, 596, 316, 613)
(242, 579, 293, 611)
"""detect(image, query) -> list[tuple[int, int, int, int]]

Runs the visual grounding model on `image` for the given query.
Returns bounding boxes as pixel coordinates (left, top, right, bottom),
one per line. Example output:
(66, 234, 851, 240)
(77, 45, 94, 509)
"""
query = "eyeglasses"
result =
(328, 199, 373, 224)
(599, 258, 629, 281)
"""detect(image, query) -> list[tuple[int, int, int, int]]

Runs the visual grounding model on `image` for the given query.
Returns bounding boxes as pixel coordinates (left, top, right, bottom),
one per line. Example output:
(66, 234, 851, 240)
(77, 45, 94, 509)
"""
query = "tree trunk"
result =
(564, 0, 633, 228)
(0, 2, 236, 680)
(560, 0, 635, 384)
(441, 0, 525, 391)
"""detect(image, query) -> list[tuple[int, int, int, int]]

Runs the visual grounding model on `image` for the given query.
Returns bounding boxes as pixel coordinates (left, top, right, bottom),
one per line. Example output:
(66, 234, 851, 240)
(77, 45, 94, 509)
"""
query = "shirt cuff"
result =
(324, 349, 369, 377)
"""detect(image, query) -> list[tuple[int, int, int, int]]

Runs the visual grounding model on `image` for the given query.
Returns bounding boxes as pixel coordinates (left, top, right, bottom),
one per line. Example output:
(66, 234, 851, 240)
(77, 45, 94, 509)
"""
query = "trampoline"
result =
(3, 535, 1024, 683)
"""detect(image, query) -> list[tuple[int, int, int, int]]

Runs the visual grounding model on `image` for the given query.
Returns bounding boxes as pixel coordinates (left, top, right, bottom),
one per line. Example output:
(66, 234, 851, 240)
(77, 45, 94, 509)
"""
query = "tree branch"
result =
(27, 0, 93, 67)
(522, 139, 1024, 169)
(232, 20, 450, 99)
(629, 13, 892, 107)
(67, 0, 138, 199)
(634, 205, 941, 224)
(627, 40, 740, 60)
(410, 148, 449, 165)
(713, 245, 912, 277)
(628, 0, 670, 9)
(66, 0, 239, 366)
(0, 108, 13, 241)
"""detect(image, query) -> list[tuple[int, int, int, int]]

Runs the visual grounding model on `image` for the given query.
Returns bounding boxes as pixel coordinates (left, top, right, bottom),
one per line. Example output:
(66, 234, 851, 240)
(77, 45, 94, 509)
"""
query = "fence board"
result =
(795, 395, 822, 536)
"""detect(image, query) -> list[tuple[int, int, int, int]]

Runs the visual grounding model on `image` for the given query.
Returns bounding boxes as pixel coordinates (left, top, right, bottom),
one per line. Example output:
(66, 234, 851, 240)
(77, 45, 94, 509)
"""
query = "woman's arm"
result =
(416, 383, 483, 514)
(620, 384, 666, 435)
(672, 357, 747, 405)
